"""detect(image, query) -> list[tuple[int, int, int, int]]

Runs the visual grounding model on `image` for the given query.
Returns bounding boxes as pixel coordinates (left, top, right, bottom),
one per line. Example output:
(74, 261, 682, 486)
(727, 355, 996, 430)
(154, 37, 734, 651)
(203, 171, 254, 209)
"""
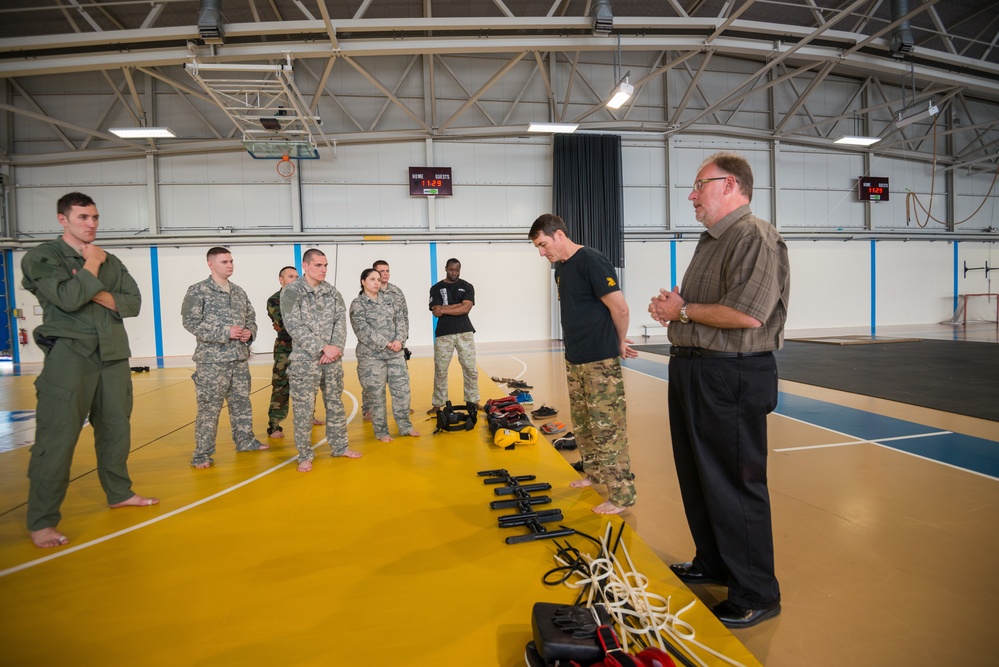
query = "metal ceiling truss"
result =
(0, 2, 996, 172)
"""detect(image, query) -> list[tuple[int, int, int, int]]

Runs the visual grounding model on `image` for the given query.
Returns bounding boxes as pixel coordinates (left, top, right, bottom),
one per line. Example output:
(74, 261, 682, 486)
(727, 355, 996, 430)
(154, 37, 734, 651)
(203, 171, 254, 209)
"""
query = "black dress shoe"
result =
(669, 561, 725, 586)
(571, 460, 585, 472)
(711, 599, 781, 629)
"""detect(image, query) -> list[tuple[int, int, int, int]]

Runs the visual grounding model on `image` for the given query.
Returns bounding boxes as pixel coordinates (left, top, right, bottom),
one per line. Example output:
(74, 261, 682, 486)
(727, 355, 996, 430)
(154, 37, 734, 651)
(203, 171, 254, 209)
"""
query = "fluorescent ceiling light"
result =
(606, 79, 634, 109)
(110, 127, 176, 139)
(528, 122, 578, 133)
(834, 135, 881, 146)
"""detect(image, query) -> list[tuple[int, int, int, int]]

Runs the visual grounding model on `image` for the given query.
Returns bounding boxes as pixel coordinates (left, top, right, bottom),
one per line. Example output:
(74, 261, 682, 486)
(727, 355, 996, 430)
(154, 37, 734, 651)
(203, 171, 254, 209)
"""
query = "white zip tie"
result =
(552, 522, 747, 667)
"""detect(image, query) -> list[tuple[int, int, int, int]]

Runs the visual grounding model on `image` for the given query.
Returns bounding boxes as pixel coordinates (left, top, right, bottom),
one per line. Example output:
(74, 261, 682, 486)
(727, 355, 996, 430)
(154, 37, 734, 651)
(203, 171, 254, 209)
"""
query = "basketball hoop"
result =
(276, 154, 295, 179)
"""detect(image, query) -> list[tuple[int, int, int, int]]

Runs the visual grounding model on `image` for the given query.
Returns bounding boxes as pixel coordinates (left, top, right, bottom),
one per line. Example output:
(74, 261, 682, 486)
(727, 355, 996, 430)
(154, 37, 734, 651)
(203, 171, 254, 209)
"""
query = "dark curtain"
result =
(552, 134, 624, 268)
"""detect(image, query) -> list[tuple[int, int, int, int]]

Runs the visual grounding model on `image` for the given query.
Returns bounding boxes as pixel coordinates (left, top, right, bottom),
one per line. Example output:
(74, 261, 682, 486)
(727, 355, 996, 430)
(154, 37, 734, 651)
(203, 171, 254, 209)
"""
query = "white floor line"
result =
(775, 430, 953, 452)
(869, 443, 999, 482)
(509, 355, 528, 380)
(1, 391, 359, 579)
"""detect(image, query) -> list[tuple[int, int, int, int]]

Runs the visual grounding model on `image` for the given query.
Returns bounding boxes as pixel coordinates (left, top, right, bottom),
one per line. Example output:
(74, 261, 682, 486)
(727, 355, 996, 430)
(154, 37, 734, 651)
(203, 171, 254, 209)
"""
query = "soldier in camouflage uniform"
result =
(350, 268, 418, 441)
(182, 247, 268, 468)
(361, 260, 410, 421)
(529, 215, 637, 514)
(266, 265, 298, 437)
(281, 249, 360, 472)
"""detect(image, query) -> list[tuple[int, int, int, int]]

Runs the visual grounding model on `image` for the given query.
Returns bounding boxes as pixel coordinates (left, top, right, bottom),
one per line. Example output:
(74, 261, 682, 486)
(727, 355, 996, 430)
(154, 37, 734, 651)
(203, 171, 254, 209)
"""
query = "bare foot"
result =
(297, 459, 313, 473)
(569, 479, 594, 488)
(404, 429, 420, 437)
(378, 435, 393, 442)
(593, 500, 629, 515)
(269, 431, 285, 439)
(336, 448, 362, 459)
(257, 442, 270, 450)
(194, 460, 212, 469)
(312, 417, 324, 426)
(30, 527, 69, 548)
(363, 411, 372, 422)
(110, 494, 160, 508)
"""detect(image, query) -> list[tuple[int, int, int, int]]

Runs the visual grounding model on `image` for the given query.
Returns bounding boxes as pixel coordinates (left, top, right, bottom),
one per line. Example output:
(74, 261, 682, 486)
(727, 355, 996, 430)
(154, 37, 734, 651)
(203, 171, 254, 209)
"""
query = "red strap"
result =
(635, 647, 677, 667)
(596, 626, 641, 667)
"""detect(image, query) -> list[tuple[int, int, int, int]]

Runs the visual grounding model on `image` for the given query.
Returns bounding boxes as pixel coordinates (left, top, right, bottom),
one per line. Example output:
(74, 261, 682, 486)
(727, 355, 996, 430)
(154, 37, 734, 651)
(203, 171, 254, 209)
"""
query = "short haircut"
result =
(302, 248, 326, 264)
(372, 260, 389, 269)
(529, 213, 568, 240)
(57, 192, 96, 217)
(701, 151, 754, 200)
(278, 265, 297, 278)
(445, 258, 460, 268)
(206, 246, 230, 260)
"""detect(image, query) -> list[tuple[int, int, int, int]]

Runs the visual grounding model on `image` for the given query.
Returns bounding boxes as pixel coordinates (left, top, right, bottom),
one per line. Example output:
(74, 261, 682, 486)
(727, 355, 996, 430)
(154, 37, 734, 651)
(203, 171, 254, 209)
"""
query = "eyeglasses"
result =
(691, 177, 729, 191)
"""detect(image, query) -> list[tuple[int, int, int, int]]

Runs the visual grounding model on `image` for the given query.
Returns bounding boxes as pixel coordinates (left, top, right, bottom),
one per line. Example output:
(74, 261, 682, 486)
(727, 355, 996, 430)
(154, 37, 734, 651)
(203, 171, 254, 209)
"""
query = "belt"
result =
(669, 345, 770, 359)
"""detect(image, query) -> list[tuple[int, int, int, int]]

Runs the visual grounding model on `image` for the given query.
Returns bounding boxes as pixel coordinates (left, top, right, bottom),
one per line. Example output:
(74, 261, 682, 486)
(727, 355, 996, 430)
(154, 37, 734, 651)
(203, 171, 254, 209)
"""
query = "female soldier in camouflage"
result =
(349, 269, 419, 442)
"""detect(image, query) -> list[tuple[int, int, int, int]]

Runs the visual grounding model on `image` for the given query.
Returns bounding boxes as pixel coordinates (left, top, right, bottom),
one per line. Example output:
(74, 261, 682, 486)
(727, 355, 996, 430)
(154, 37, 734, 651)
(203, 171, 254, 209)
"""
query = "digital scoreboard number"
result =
(858, 177, 889, 202)
(409, 167, 453, 196)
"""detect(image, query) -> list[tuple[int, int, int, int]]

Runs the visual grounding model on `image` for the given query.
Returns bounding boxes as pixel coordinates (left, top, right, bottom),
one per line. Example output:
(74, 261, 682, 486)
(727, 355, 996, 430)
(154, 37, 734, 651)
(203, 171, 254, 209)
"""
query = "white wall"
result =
(10, 240, 555, 363)
(10, 236, 997, 364)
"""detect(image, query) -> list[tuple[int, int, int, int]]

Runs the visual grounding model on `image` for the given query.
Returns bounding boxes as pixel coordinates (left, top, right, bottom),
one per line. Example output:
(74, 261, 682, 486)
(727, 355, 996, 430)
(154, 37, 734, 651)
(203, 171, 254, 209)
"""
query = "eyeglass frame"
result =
(691, 176, 732, 191)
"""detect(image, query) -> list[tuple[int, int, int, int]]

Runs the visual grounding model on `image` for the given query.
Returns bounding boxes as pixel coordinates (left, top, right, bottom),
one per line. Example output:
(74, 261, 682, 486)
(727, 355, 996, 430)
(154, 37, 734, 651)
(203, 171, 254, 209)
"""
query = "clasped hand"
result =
(649, 286, 684, 324)
(320, 344, 342, 364)
(229, 326, 252, 342)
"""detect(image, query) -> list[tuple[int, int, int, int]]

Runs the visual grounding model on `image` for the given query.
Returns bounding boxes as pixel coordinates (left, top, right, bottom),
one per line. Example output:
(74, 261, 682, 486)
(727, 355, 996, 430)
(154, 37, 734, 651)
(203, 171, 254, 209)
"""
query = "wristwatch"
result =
(678, 304, 690, 324)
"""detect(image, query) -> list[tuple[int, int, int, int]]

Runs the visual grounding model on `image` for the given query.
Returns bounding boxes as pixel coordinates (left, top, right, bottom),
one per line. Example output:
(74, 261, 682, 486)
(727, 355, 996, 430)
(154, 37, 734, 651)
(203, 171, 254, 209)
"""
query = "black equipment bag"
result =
(434, 401, 478, 433)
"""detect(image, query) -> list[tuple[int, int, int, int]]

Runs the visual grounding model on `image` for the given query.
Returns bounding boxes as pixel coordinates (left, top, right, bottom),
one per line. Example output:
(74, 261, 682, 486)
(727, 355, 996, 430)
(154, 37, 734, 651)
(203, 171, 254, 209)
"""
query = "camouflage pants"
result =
(268, 340, 292, 433)
(432, 332, 478, 407)
(357, 354, 414, 438)
(191, 360, 264, 467)
(565, 357, 636, 508)
(289, 359, 349, 462)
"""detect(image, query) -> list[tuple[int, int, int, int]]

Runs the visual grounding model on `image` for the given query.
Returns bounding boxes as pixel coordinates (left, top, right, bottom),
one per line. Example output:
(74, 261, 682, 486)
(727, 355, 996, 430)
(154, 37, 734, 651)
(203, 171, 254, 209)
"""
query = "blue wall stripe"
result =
(953, 240, 959, 313)
(294, 244, 303, 275)
(149, 247, 164, 365)
(870, 239, 877, 336)
(429, 242, 438, 336)
(6, 249, 18, 364)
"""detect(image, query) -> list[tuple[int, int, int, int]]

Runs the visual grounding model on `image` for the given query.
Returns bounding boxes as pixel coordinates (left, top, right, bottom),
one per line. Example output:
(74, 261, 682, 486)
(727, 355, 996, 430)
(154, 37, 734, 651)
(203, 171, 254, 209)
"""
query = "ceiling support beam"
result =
(0, 100, 135, 148)
(8, 78, 77, 150)
(314, 1, 339, 50)
(341, 55, 432, 132)
(369, 55, 421, 132)
(439, 53, 527, 131)
(774, 61, 836, 134)
(437, 56, 499, 127)
(670, 53, 715, 126)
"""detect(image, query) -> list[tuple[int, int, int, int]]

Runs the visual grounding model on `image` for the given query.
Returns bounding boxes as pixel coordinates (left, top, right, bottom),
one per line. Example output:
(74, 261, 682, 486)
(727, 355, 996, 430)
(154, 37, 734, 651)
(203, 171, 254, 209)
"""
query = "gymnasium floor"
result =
(1, 323, 997, 666)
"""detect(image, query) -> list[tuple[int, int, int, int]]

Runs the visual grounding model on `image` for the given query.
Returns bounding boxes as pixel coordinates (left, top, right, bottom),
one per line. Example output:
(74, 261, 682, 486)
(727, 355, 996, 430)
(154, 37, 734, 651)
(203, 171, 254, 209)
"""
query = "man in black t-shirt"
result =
(529, 214, 637, 514)
(428, 258, 478, 412)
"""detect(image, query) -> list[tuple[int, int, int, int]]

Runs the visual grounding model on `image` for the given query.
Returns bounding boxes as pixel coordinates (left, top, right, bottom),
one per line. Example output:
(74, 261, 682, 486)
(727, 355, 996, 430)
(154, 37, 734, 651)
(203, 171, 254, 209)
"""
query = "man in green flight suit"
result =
(21, 192, 159, 549)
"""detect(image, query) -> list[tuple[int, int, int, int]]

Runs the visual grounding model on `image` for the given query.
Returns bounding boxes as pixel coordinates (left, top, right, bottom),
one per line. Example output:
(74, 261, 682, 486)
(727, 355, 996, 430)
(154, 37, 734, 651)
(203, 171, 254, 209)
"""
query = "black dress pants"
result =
(668, 353, 781, 608)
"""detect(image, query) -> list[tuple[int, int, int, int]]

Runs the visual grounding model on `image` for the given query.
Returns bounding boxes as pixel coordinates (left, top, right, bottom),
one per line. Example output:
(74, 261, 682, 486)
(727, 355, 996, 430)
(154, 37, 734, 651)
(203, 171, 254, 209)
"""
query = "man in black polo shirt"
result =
(428, 258, 478, 413)
(650, 151, 790, 629)
(530, 215, 637, 514)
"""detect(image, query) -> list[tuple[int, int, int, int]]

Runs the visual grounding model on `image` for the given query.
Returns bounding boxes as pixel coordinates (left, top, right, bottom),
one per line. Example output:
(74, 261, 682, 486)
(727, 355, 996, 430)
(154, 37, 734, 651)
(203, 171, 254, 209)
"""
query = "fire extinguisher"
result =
(19, 328, 28, 346)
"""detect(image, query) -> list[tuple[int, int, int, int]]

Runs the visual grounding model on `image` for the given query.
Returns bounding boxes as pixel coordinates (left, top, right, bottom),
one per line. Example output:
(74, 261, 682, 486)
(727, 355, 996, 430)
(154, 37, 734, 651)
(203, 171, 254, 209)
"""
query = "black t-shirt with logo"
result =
(554, 246, 620, 364)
